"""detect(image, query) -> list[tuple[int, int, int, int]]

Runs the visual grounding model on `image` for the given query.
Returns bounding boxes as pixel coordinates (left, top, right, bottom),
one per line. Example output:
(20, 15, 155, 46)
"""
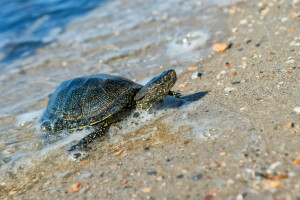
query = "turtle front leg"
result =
(69, 120, 109, 151)
(168, 91, 183, 98)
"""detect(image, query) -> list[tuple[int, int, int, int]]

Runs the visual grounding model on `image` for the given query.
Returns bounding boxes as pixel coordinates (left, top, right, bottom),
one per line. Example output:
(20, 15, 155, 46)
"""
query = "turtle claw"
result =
(168, 91, 183, 99)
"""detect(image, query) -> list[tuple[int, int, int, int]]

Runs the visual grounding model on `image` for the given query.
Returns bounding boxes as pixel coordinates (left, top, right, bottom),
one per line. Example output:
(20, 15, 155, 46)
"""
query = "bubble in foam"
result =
(166, 28, 210, 61)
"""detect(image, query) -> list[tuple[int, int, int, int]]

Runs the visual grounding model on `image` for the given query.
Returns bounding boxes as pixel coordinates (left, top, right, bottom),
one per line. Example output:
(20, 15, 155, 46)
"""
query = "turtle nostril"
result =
(40, 121, 52, 133)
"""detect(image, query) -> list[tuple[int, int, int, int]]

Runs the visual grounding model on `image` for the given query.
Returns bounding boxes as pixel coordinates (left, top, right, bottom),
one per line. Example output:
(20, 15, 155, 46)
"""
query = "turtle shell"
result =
(42, 74, 142, 125)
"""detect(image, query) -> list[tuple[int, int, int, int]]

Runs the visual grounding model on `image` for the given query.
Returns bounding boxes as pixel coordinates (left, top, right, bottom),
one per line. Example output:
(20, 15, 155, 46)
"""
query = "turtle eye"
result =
(164, 74, 171, 82)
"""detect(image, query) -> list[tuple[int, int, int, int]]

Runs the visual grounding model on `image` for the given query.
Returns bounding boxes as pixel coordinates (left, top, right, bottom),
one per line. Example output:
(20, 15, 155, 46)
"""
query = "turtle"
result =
(40, 69, 182, 151)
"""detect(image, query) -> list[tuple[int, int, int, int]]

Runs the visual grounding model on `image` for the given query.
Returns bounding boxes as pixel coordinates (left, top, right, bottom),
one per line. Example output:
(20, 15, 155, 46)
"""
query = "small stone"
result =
(217, 82, 224, 87)
(121, 179, 127, 184)
(240, 19, 248, 25)
(178, 83, 188, 88)
(147, 171, 157, 175)
(229, 72, 237, 77)
(177, 174, 184, 179)
(224, 62, 231, 67)
(144, 147, 150, 151)
(287, 122, 294, 129)
(236, 193, 243, 200)
(224, 87, 236, 93)
(261, 7, 270, 15)
(232, 27, 238, 33)
(142, 187, 152, 193)
(210, 189, 218, 194)
(188, 66, 197, 71)
(293, 107, 300, 113)
(231, 81, 240, 85)
(166, 157, 174, 162)
(192, 173, 203, 180)
(204, 194, 213, 200)
(191, 72, 202, 79)
(289, 28, 295, 33)
(293, 159, 300, 164)
(213, 43, 229, 52)
(240, 107, 247, 111)
(220, 152, 226, 156)
(71, 182, 83, 192)
(263, 180, 281, 188)
(281, 17, 288, 22)
(286, 59, 295, 64)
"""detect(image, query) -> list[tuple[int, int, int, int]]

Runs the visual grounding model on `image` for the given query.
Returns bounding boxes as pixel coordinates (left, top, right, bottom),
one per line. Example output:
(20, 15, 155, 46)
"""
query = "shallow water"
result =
(0, 0, 259, 197)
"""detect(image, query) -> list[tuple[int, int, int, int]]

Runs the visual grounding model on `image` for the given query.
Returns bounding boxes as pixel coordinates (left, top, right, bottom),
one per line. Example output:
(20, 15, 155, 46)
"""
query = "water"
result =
(0, 0, 106, 65)
(0, 0, 260, 198)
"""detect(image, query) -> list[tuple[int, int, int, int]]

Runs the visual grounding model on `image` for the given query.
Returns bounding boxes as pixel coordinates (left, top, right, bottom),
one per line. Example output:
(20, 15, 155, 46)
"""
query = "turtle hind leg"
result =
(69, 120, 109, 151)
(168, 91, 183, 99)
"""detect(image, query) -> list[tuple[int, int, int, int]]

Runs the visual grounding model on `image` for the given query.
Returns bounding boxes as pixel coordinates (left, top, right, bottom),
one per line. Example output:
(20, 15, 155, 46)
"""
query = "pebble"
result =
(71, 182, 83, 192)
(178, 83, 188, 88)
(240, 19, 248, 25)
(220, 152, 226, 156)
(240, 107, 247, 111)
(293, 107, 300, 113)
(213, 43, 229, 52)
(263, 180, 281, 188)
(204, 194, 213, 200)
(217, 82, 224, 87)
(232, 27, 238, 33)
(177, 174, 184, 179)
(188, 66, 197, 71)
(236, 194, 243, 200)
(144, 147, 150, 151)
(286, 122, 294, 129)
(224, 87, 236, 93)
(191, 72, 202, 79)
(229, 72, 237, 77)
(293, 159, 300, 164)
(166, 157, 174, 162)
(286, 59, 295, 64)
(192, 173, 203, 180)
(261, 7, 270, 15)
(142, 187, 152, 193)
(147, 171, 157, 175)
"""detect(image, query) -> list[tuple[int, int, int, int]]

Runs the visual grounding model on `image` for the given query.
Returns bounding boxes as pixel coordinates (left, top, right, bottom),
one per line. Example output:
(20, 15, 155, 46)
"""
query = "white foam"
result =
(16, 110, 44, 127)
(166, 29, 210, 61)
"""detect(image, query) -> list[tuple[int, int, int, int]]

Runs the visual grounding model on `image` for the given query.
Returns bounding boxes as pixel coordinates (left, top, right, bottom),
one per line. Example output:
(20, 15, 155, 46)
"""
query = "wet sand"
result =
(1, 0, 300, 199)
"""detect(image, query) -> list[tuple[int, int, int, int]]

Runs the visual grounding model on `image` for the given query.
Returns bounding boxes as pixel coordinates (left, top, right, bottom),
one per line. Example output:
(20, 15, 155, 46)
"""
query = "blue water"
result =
(0, 0, 106, 64)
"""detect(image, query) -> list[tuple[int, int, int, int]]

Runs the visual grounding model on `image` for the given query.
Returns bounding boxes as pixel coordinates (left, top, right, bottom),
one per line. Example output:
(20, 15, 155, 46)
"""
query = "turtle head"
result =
(134, 69, 177, 110)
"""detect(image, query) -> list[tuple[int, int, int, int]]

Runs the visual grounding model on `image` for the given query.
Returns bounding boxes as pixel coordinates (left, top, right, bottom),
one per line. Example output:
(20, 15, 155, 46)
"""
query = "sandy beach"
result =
(0, 0, 300, 199)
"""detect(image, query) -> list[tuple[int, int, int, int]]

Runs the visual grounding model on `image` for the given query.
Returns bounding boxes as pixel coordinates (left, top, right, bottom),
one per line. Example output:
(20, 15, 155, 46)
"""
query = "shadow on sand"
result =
(156, 91, 210, 110)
